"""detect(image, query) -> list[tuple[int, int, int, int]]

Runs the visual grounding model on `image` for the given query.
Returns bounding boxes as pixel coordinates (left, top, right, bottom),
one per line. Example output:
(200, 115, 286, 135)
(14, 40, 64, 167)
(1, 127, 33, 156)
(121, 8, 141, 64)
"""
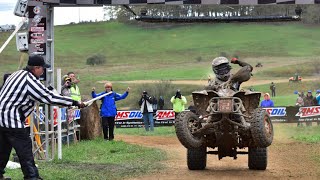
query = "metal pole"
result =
(57, 107, 62, 160)
(57, 68, 62, 160)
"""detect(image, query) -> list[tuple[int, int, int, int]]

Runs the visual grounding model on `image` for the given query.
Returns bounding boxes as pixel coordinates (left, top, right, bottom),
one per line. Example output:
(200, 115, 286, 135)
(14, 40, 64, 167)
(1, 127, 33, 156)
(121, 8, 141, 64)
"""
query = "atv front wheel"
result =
(175, 111, 204, 148)
(248, 147, 267, 170)
(250, 108, 274, 147)
(187, 147, 207, 170)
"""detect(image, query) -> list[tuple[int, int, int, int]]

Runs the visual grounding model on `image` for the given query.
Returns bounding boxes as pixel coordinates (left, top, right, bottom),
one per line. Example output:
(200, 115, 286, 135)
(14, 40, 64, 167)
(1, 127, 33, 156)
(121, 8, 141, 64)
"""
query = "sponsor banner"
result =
(264, 107, 286, 117)
(295, 106, 320, 118)
(115, 120, 144, 128)
(115, 110, 175, 128)
(60, 108, 67, 122)
(265, 106, 320, 123)
(67, 109, 81, 124)
(155, 120, 174, 126)
(115, 111, 143, 120)
(28, 1, 47, 75)
(74, 109, 81, 120)
(115, 119, 175, 128)
(156, 110, 175, 120)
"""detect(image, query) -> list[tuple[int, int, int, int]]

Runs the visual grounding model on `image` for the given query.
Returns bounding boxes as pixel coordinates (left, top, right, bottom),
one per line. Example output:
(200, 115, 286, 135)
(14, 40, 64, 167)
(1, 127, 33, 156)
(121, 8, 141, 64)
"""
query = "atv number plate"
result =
(219, 99, 233, 113)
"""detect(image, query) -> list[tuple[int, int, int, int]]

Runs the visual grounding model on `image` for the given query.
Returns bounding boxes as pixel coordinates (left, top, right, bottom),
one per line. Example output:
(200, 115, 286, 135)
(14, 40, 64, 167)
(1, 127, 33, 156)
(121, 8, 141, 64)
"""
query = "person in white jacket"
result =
(139, 91, 154, 131)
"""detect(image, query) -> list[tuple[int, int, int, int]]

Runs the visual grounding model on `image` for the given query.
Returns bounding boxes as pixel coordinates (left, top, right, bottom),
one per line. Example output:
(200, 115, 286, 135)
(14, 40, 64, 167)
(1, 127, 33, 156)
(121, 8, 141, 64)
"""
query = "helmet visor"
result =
(213, 64, 231, 75)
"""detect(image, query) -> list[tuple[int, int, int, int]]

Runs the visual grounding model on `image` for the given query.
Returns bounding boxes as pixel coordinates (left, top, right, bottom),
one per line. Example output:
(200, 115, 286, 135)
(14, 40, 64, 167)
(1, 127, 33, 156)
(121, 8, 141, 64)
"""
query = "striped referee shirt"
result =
(0, 69, 74, 128)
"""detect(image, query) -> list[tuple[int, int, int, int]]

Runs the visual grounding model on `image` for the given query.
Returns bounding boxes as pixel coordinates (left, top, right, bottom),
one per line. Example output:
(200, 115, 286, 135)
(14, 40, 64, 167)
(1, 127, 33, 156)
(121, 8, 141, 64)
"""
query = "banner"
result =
(264, 106, 320, 123)
(115, 110, 176, 128)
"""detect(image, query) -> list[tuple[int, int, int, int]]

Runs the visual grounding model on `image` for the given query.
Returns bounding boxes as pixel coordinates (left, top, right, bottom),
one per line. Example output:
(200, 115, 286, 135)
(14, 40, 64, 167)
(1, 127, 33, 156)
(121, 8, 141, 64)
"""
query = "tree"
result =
(86, 54, 107, 66)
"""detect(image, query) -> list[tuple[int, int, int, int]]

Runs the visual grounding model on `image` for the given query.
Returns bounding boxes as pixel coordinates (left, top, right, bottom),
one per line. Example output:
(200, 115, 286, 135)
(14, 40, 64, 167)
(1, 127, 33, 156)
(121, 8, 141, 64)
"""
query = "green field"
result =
(1, 22, 320, 108)
(2, 22, 320, 179)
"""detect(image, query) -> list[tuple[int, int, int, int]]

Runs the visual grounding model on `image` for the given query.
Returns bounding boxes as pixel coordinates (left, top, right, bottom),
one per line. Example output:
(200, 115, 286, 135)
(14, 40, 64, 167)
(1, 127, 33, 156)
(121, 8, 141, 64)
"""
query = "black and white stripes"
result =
(0, 70, 74, 128)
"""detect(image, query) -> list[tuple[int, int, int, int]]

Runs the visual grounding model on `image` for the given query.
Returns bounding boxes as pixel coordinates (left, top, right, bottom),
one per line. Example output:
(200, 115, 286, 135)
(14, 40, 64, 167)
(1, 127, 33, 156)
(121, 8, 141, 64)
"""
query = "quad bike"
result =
(174, 67, 274, 171)
(289, 76, 302, 82)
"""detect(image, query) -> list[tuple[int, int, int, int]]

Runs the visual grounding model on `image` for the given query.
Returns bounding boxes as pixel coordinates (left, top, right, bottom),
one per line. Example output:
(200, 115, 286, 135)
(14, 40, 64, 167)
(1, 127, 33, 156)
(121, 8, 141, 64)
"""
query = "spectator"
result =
(67, 72, 81, 101)
(92, 82, 129, 141)
(158, 96, 164, 110)
(0, 73, 10, 91)
(316, 90, 320, 126)
(296, 92, 304, 107)
(0, 55, 85, 180)
(270, 82, 276, 97)
(61, 76, 72, 97)
(304, 90, 315, 126)
(294, 72, 299, 81)
(260, 93, 274, 107)
(296, 92, 304, 127)
(170, 89, 187, 117)
(316, 90, 320, 105)
(152, 96, 158, 112)
(139, 91, 154, 131)
(304, 90, 315, 106)
(304, 90, 315, 105)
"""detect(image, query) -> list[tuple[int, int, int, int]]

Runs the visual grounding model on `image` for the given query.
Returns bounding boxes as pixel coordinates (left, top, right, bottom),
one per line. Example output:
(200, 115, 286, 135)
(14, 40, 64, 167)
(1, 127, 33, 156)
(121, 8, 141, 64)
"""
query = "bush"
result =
(195, 56, 202, 62)
(86, 54, 106, 66)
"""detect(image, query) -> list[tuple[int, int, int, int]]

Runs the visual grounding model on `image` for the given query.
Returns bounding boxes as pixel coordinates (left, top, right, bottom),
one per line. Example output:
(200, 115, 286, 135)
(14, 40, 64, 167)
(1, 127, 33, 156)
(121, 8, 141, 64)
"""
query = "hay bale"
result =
(79, 102, 102, 140)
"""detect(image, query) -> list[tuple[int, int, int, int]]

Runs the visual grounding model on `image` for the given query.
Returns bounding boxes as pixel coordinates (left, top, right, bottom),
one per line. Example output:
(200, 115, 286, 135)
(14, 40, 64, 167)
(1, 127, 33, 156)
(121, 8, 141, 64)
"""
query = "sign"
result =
(156, 110, 175, 120)
(115, 110, 176, 128)
(264, 107, 286, 117)
(115, 111, 143, 120)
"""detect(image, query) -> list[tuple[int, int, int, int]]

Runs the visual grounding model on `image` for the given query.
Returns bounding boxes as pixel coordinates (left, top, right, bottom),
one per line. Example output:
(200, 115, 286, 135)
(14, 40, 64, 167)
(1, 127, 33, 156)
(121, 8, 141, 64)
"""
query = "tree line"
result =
(103, 5, 320, 24)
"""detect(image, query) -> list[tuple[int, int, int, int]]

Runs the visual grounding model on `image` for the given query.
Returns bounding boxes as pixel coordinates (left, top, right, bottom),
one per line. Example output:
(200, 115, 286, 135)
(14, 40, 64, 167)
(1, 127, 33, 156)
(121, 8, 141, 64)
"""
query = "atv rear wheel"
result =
(175, 111, 204, 148)
(248, 147, 267, 170)
(187, 147, 207, 170)
(250, 108, 274, 147)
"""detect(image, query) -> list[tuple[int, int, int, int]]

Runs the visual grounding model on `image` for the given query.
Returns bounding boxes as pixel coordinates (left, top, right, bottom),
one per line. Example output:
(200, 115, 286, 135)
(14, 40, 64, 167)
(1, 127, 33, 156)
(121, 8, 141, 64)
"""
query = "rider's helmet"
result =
(211, 57, 232, 81)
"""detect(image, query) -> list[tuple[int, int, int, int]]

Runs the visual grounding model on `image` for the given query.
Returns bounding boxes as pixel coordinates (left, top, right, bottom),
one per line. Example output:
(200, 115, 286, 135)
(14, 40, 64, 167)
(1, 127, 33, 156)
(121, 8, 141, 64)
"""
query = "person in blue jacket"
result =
(260, 93, 274, 107)
(92, 82, 130, 141)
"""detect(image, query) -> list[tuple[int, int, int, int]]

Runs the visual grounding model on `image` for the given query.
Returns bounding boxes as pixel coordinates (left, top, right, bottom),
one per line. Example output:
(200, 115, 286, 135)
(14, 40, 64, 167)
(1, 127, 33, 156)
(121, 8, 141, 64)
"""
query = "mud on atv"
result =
(174, 71, 274, 171)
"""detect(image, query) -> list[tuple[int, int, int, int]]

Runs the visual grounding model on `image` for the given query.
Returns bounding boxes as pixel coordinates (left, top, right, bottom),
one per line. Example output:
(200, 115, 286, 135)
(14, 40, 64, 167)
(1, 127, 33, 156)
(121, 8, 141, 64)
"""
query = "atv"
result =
(289, 76, 302, 82)
(174, 69, 273, 171)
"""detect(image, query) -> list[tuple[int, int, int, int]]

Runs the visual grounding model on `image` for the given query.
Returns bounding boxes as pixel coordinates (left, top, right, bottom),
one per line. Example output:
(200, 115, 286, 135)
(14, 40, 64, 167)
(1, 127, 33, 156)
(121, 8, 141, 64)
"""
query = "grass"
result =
(6, 138, 166, 180)
(274, 123, 320, 143)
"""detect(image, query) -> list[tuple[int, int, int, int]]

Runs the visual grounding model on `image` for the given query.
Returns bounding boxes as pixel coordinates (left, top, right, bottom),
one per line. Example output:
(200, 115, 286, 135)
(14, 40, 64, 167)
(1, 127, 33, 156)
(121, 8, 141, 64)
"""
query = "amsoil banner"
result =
(115, 107, 320, 128)
(264, 106, 320, 123)
(115, 110, 175, 128)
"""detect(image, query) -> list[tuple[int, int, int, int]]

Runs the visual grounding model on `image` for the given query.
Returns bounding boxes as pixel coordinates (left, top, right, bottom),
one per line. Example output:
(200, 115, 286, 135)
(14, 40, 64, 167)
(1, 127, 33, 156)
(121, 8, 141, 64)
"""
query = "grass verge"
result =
(6, 138, 166, 180)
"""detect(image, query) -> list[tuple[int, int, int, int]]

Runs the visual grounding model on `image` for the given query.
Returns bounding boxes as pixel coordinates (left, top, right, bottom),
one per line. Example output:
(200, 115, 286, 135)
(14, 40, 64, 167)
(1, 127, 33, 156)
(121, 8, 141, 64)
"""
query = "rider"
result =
(205, 57, 253, 91)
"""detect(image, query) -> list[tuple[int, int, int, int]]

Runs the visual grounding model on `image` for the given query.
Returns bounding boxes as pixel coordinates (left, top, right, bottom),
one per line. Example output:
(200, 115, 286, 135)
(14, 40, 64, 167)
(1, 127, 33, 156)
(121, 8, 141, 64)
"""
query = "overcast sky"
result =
(0, 0, 104, 26)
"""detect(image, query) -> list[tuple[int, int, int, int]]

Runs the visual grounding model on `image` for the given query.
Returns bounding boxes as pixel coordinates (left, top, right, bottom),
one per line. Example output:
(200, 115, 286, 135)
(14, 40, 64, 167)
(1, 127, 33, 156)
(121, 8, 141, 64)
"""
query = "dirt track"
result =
(116, 125, 320, 180)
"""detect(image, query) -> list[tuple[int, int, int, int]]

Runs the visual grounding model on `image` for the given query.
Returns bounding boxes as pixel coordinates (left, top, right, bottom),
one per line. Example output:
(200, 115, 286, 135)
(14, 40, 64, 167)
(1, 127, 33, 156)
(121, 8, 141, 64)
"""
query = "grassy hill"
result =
(1, 22, 320, 107)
